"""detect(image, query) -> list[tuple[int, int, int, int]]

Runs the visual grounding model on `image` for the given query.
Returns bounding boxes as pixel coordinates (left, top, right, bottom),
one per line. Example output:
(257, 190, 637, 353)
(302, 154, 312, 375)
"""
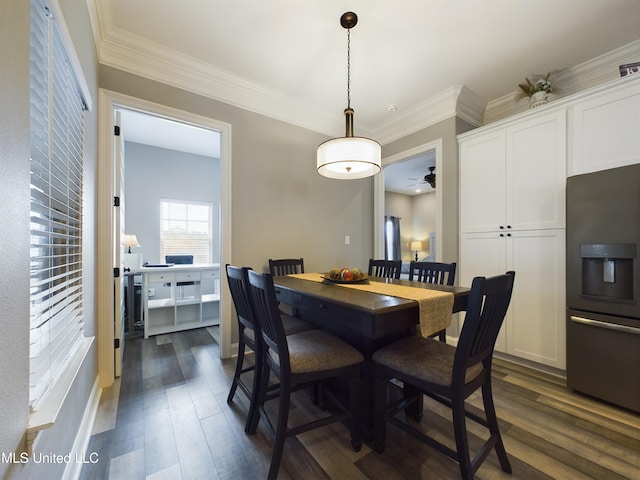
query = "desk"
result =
(124, 271, 143, 336)
(141, 264, 221, 338)
(273, 275, 469, 440)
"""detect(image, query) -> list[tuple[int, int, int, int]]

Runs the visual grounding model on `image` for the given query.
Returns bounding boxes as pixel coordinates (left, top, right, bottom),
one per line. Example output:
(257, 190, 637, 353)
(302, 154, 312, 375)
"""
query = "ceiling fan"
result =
(405, 166, 436, 189)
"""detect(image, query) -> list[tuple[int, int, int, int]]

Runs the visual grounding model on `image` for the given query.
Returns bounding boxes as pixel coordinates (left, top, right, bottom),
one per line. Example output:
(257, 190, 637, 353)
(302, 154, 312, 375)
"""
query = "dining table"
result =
(273, 273, 470, 442)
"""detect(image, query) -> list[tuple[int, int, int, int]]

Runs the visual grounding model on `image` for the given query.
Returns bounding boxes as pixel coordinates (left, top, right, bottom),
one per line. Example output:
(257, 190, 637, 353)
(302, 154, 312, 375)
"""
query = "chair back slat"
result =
(408, 261, 456, 286)
(269, 258, 304, 276)
(368, 259, 402, 279)
(454, 271, 515, 378)
(247, 270, 290, 374)
(225, 265, 256, 336)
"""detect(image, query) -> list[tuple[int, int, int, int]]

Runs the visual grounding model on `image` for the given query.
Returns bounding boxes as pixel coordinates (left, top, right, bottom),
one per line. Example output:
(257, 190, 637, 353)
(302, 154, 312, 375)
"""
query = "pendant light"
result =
(317, 12, 381, 180)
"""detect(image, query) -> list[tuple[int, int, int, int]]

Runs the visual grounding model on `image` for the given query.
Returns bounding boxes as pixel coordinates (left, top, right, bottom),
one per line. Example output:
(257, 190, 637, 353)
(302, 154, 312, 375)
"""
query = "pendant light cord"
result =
(346, 27, 351, 110)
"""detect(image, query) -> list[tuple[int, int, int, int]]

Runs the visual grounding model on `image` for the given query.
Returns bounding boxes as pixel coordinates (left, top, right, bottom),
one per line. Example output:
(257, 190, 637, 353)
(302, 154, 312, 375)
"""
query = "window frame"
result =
(160, 198, 214, 264)
(27, 0, 93, 450)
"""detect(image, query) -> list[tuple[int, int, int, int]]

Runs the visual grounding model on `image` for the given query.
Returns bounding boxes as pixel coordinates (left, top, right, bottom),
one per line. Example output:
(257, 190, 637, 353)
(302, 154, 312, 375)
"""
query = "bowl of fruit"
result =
(324, 267, 368, 284)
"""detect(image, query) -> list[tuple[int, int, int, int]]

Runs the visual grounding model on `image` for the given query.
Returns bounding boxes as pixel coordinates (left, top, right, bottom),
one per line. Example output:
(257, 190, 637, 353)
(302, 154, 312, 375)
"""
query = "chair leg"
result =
(349, 367, 363, 452)
(244, 346, 262, 434)
(371, 367, 387, 454)
(267, 378, 291, 480)
(451, 395, 473, 480)
(482, 381, 512, 473)
(247, 360, 270, 435)
(438, 330, 446, 343)
(227, 337, 246, 404)
(403, 383, 423, 421)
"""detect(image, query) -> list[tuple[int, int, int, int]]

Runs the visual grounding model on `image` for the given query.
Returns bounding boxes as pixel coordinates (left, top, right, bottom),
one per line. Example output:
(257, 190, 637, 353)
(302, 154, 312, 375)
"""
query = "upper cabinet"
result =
(459, 110, 566, 234)
(569, 80, 640, 176)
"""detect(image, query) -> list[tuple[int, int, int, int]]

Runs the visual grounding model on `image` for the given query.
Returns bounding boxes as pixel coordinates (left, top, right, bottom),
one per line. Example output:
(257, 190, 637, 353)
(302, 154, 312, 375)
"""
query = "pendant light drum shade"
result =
(317, 12, 381, 180)
(317, 136, 381, 179)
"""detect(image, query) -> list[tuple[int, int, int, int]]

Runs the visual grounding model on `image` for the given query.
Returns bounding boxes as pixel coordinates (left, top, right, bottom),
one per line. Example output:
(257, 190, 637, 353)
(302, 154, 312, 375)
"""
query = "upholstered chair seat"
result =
(373, 336, 483, 387)
(283, 329, 364, 374)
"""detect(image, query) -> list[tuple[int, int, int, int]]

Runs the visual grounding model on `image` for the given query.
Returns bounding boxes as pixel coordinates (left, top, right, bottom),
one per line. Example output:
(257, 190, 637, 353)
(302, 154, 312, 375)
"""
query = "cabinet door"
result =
(569, 81, 640, 176)
(505, 229, 566, 369)
(506, 111, 566, 230)
(459, 131, 506, 233)
(459, 232, 508, 352)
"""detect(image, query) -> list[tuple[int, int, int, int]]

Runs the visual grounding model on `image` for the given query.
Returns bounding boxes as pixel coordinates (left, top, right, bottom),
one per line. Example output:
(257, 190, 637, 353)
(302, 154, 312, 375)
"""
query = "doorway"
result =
(97, 90, 233, 388)
(374, 139, 444, 261)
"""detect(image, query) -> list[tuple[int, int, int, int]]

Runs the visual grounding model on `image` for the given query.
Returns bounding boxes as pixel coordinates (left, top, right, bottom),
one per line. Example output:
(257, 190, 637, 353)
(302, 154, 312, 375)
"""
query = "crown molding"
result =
(484, 39, 640, 125)
(88, 0, 481, 144)
(98, 27, 343, 137)
(87, 0, 638, 142)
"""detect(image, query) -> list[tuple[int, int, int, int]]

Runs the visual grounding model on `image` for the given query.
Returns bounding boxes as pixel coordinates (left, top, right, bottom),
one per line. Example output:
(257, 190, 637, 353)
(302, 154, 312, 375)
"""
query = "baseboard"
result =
(61, 377, 102, 480)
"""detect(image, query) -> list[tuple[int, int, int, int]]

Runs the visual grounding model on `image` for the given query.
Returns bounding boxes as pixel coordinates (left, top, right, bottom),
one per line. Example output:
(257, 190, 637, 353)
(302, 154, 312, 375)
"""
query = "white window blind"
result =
(29, 0, 86, 408)
(161, 200, 213, 264)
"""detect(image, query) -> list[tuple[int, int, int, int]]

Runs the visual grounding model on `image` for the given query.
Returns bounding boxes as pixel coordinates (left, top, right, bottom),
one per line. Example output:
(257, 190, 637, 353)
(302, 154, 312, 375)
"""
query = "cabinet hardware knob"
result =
(499, 225, 504, 229)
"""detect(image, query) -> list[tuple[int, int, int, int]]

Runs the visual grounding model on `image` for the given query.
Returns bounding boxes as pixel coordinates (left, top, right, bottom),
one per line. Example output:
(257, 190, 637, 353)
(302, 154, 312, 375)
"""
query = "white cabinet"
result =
(458, 111, 567, 369)
(142, 264, 220, 338)
(460, 110, 566, 233)
(569, 79, 640, 176)
(459, 230, 566, 368)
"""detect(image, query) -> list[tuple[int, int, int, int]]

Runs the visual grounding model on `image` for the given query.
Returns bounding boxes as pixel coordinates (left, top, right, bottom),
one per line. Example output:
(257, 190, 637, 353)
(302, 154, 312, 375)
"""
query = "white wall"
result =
(385, 191, 436, 261)
(124, 141, 220, 265)
(412, 192, 436, 255)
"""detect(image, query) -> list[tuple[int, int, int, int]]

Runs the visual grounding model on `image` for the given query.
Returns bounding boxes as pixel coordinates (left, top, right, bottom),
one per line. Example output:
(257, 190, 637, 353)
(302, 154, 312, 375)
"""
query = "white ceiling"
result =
(120, 109, 220, 158)
(91, 0, 640, 194)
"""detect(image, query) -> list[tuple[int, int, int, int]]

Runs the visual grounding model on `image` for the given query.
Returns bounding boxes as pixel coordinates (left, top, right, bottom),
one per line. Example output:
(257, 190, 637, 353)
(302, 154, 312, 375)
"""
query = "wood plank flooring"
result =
(81, 328, 640, 479)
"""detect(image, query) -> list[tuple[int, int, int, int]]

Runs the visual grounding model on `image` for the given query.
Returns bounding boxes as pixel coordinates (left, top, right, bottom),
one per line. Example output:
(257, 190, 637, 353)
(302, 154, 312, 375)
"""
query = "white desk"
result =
(140, 264, 221, 338)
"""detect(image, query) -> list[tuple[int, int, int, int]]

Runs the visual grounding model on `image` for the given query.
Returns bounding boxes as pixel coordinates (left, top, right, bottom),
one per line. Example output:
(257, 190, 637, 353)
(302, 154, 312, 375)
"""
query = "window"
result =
(29, 0, 88, 408)
(161, 200, 213, 264)
(384, 216, 401, 261)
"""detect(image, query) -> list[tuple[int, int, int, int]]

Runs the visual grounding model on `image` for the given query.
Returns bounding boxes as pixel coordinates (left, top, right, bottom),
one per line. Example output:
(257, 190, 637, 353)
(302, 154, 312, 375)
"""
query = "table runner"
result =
(288, 273, 454, 338)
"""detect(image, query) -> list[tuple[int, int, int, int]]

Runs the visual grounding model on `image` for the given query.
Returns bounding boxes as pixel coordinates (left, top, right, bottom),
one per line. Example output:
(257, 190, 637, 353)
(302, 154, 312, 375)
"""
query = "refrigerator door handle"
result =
(570, 315, 640, 335)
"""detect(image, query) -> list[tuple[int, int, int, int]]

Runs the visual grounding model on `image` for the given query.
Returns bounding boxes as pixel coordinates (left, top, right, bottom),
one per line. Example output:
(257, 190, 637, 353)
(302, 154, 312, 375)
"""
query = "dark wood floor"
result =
(81, 328, 640, 480)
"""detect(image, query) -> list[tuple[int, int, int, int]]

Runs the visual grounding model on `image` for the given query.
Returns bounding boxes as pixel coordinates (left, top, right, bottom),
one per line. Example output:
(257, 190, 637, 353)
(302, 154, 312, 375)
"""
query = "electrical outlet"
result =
(345, 235, 351, 245)
(148, 288, 156, 297)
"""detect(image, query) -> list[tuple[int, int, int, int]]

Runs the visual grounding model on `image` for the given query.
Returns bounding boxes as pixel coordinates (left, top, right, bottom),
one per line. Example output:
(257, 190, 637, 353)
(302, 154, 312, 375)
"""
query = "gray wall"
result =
(100, 66, 374, 274)
(382, 116, 477, 264)
(1, 0, 99, 478)
(1, 2, 31, 475)
(124, 141, 221, 265)
(0, 1, 473, 475)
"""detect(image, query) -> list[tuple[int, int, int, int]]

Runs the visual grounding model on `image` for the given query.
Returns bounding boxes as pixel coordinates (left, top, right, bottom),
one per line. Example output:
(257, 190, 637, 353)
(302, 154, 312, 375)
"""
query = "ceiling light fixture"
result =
(425, 166, 436, 188)
(317, 12, 381, 180)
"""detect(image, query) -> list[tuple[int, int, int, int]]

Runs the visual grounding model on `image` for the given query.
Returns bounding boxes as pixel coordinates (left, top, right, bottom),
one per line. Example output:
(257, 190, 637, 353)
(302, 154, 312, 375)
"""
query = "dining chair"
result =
(368, 259, 402, 279)
(225, 265, 314, 433)
(268, 258, 304, 276)
(408, 260, 457, 285)
(269, 258, 305, 317)
(409, 261, 457, 342)
(246, 270, 364, 480)
(371, 271, 516, 480)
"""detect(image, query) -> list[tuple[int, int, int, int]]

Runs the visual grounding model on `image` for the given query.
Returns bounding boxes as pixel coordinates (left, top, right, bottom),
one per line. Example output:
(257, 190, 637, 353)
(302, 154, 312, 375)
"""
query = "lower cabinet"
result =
(142, 265, 220, 338)
(459, 229, 566, 369)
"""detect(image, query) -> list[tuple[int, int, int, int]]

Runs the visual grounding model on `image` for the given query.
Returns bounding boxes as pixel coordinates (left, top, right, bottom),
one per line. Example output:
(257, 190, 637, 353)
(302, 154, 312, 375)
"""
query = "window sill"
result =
(26, 336, 94, 455)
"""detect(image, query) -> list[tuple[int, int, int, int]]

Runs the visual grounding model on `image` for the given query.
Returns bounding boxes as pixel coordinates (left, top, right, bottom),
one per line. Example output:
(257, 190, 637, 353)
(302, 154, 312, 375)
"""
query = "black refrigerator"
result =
(566, 163, 640, 413)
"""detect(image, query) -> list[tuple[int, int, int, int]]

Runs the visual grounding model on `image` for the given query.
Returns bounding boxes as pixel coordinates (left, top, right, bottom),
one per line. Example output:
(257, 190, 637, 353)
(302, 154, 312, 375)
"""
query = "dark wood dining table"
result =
(273, 274, 470, 442)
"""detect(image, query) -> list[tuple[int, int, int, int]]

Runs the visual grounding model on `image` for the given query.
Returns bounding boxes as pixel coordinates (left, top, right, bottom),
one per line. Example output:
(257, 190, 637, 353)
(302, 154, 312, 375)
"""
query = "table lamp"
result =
(123, 234, 142, 270)
(411, 241, 422, 262)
